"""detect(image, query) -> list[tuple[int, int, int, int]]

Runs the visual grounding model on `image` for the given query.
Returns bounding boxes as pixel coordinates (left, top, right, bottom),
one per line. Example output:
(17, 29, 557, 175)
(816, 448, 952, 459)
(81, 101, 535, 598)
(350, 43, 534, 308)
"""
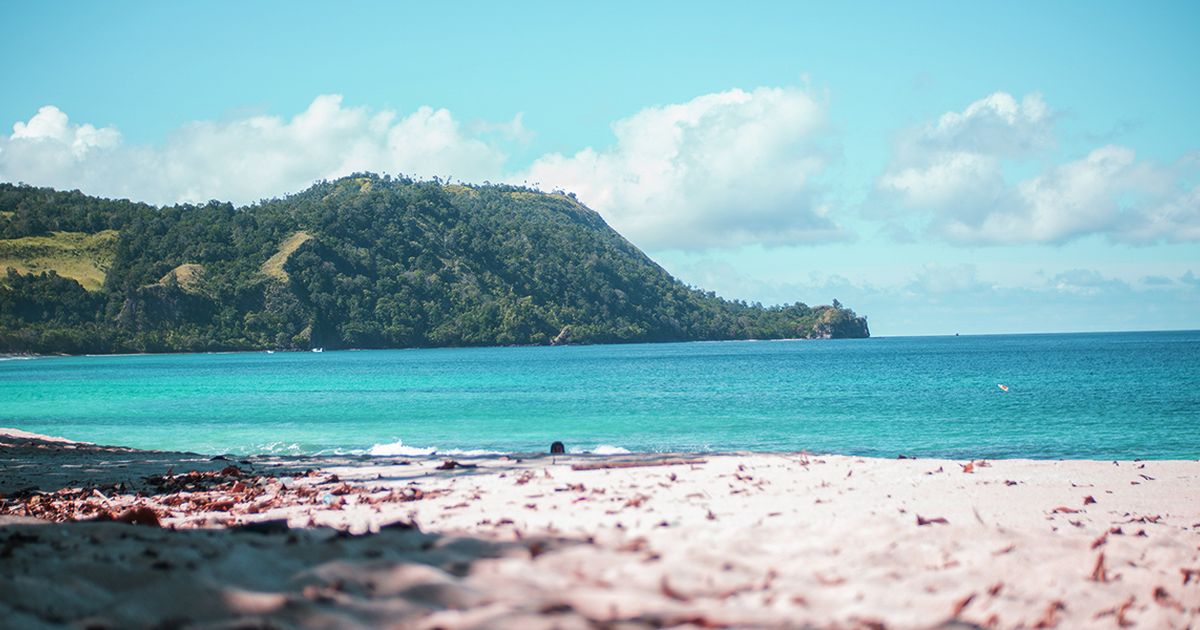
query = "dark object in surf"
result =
(233, 519, 290, 535)
(550, 441, 565, 454)
(437, 460, 477, 470)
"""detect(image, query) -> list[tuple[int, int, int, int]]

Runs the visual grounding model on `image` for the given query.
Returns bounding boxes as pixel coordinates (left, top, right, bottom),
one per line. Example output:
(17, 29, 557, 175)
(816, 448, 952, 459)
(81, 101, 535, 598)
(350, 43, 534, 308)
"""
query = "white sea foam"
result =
(258, 441, 304, 455)
(590, 445, 632, 455)
(439, 448, 505, 456)
(366, 440, 438, 456)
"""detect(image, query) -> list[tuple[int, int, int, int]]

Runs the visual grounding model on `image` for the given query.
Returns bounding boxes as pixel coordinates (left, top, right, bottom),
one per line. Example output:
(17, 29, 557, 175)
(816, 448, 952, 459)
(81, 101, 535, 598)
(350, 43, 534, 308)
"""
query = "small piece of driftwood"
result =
(571, 458, 707, 471)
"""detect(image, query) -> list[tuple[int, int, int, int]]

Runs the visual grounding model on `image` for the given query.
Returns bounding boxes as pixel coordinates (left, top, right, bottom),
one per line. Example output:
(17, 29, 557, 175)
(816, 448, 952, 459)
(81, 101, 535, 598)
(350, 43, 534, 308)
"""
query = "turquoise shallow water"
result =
(1, 331, 1197, 459)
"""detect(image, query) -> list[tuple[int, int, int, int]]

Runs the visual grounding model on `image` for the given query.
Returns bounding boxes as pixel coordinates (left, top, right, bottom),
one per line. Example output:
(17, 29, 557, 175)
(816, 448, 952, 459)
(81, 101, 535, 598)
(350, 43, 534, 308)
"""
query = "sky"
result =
(1, 1, 1197, 336)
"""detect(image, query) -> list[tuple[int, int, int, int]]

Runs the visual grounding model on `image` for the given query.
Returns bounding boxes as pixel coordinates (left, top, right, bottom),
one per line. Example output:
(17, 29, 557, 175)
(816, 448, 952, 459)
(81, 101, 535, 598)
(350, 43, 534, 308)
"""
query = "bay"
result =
(2, 331, 1197, 459)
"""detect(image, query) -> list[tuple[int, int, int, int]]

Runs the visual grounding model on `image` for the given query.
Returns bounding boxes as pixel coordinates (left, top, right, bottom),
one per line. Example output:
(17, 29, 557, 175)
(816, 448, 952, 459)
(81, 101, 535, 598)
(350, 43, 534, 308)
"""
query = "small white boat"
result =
(311, 347, 324, 353)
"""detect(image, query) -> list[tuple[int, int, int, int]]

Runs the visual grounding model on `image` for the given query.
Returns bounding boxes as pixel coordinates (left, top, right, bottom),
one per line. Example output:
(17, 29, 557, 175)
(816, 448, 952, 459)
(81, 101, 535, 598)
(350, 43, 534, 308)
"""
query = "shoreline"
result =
(3, 329, 1198, 361)
(0, 335, 864, 361)
(3, 428, 1199, 628)
(6, 427, 1199, 465)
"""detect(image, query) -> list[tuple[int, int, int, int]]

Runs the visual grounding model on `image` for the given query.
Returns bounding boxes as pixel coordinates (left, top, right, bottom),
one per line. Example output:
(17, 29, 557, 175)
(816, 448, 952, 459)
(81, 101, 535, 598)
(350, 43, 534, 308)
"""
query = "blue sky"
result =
(2, 1, 1197, 335)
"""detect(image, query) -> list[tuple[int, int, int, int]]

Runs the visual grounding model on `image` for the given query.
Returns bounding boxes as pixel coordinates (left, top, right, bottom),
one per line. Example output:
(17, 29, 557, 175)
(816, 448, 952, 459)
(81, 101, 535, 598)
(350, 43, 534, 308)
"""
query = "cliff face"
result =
(804, 307, 871, 339)
(0, 176, 869, 353)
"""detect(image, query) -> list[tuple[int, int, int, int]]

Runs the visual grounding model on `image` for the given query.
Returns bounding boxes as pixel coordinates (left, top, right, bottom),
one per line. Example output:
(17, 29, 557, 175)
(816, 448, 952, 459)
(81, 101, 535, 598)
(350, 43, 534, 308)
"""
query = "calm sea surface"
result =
(2, 331, 1197, 459)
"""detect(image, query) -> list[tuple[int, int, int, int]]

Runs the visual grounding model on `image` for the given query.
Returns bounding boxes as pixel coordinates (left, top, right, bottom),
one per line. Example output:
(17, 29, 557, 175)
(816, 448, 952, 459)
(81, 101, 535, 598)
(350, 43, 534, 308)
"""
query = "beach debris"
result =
(1153, 586, 1184, 611)
(1094, 596, 1137, 627)
(1050, 506, 1081, 514)
(916, 515, 949, 526)
(436, 460, 476, 470)
(1182, 568, 1200, 585)
(815, 572, 847, 586)
(1090, 553, 1109, 582)
(1138, 473, 1155, 481)
(849, 617, 886, 630)
(570, 458, 706, 471)
(950, 592, 976, 617)
(515, 470, 535, 485)
(618, 537, 648, 552)
(106, 506, 160, 525)
(624, 494, 650, 508)
(1033, 601, 1066, 628)
(1083, 495, 1097, 505)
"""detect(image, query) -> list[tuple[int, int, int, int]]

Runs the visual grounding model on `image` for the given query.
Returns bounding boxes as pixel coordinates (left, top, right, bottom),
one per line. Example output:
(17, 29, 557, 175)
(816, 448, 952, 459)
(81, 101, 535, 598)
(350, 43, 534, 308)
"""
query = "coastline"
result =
(2, 429, 1198, 628)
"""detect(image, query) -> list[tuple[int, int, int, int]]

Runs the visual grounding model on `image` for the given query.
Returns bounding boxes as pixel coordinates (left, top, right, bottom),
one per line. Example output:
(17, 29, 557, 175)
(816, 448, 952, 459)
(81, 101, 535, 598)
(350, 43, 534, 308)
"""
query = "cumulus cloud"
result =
(0, 95, 507, 206)
(11, 105, 122, 157)
(876, 92, 1200, 245)
(922, 92, 1052, 157)
(1, 88, 848, 250)
(521, 87, 847, 249)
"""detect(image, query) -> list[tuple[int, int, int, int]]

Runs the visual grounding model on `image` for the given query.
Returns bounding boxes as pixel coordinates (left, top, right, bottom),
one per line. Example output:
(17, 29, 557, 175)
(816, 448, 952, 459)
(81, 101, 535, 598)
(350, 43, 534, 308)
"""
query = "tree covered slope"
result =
(0, 175, 868, 353)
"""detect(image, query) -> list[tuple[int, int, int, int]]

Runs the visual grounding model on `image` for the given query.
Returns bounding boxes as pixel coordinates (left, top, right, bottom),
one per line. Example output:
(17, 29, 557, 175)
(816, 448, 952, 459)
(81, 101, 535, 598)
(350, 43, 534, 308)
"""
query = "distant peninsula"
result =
(0, 175, 868, 354)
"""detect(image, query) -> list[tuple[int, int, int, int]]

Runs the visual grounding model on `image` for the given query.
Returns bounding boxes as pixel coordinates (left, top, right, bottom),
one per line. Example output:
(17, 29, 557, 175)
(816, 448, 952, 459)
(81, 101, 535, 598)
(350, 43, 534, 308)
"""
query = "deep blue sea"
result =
(1, 331, 1197, 459)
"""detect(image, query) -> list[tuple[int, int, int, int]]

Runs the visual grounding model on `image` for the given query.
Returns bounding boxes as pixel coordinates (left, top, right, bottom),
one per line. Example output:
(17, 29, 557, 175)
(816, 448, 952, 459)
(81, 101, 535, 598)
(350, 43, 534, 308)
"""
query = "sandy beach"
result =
(2, 429, 1198, 629)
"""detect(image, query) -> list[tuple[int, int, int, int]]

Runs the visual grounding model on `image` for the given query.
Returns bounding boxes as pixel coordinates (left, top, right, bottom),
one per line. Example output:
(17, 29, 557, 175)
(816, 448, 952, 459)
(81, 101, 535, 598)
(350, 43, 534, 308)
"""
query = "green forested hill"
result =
(0, 175, 868, 354)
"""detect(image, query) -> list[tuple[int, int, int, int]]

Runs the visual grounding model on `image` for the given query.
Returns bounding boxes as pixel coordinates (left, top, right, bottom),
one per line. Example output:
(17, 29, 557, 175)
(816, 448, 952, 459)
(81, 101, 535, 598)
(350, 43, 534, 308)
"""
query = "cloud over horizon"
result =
(876, 92, 1200, 245)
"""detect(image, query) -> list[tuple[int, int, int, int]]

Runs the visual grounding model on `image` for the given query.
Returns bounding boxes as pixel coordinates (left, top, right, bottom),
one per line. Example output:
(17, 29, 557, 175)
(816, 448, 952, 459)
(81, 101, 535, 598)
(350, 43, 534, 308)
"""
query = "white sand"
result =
(2, 428, 1198, 628)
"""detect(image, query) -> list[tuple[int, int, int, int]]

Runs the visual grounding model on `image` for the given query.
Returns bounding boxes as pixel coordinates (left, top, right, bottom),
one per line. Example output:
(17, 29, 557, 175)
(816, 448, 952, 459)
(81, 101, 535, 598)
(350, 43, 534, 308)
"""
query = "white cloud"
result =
(0, 95, 507, 206)
(924, 92, 1052, 157)
(521, 87, 847, 249)
(878, 151, 1005, 211)
(1, 88, 848, 250)
(877, 92, 1200, 245)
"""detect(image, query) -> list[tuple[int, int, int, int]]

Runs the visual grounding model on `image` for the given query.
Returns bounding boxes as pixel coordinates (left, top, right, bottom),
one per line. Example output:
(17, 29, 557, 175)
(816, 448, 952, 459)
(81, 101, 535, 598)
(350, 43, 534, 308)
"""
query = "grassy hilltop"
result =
(0, 175, 868, 354)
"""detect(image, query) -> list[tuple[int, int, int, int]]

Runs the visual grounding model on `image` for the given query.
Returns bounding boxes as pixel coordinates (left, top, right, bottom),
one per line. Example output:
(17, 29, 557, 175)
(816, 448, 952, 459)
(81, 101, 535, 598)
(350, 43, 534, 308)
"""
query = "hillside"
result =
(0, 230, 118, 291)
(0, 176, 868, 354)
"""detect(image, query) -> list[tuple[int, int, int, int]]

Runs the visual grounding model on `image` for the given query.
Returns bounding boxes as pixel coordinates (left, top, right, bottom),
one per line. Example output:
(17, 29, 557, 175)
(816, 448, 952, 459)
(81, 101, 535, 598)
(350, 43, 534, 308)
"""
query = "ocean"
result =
(1, 331, 1197, 459)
